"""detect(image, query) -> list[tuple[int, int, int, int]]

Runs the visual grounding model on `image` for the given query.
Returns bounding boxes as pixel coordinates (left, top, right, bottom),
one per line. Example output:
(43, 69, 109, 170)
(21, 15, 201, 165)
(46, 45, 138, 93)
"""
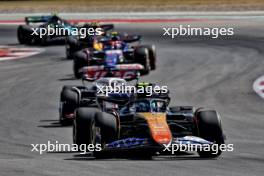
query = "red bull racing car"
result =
(72, 32, 156, 78)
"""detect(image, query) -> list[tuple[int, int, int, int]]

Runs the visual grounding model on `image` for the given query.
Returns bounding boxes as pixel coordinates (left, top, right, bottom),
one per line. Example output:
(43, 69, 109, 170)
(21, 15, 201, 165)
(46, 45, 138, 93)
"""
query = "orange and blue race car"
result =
(70, 80, 226, 159)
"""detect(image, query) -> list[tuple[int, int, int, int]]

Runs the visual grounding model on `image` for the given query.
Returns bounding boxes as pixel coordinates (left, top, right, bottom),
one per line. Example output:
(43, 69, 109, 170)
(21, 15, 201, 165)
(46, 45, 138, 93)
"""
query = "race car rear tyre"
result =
(60, 87, 79, 106)
(17, 25, 33, 45)
(134, 47, 150, 75)
(195, 109, 225, 158)
(73, 108, 117, 155)
(66, 36, 79, 59)
(59, 87, 79, 125)
(73, 51, 88, 79)
(140, 45, 156, 70)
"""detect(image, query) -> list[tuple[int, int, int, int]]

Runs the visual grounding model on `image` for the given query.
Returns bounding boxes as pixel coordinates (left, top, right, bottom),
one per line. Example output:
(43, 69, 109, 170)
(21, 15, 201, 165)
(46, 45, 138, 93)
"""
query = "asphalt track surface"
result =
(0, 21, 264, 176)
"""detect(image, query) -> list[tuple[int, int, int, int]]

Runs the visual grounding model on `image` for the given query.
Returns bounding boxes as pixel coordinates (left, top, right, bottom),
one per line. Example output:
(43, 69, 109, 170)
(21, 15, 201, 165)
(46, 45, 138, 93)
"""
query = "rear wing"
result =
(123, 35, 141, 43)
(98, 35, 141, 44)
(81, 64, 143, 81)
(98, 94, 132, 105)
(25, 15, 52, 24)
(101, 24, 114, 31)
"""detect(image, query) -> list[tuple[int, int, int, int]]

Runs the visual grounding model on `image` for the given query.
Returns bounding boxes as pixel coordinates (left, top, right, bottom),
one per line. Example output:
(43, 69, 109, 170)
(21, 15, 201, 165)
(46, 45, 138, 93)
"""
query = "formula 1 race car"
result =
(72, 32, 156, 78)
(65, 22, 114, 59)
(17, 15, 73, 45)
(59, 78, 139, 125)
(59, 78, 225, 158)
(17, 15, 110, 46)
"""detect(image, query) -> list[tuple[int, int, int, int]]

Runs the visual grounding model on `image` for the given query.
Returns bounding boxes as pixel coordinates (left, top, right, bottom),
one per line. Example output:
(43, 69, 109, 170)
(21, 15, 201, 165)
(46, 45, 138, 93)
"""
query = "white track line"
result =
(0, 46, 44, 61)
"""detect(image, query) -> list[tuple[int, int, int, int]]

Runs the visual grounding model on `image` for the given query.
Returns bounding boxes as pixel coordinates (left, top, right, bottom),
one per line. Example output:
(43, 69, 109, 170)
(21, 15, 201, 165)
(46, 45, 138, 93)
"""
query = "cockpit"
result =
(120, 98, 167, 114)
(94, 78, 127, 95)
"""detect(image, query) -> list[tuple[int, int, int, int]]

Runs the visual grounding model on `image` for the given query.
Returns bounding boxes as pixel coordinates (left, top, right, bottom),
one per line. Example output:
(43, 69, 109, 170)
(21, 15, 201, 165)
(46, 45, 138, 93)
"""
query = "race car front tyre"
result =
(73, 51, 88, 79)
(73, 108, 97, 147)
(93, 112, 118, 159)
(73, 108, 117, 156)
(96, 112, 118, 144)
(195, 109, 225, 158)
(17, 25, 34, 45)
(134, 47, 150, 75)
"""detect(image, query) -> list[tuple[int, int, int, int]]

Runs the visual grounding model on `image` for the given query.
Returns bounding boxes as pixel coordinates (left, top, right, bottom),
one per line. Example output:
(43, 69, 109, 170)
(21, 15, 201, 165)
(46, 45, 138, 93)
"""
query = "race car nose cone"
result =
(152, 132, 172, 145)
(139, 113, 172, 145)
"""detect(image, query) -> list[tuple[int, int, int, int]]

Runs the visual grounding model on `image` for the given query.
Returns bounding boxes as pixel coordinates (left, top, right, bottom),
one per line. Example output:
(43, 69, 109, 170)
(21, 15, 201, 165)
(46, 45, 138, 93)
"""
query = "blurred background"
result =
(0, 0, 263, 13)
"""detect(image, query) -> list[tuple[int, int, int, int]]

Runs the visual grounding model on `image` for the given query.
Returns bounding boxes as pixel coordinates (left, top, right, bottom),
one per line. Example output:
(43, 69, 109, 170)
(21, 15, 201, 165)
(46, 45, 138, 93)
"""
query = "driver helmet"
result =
(136, 102, 150, 112)
(110, 31, 120, 41)
(93, 39, 103, 51)
(110, 41, 122, 49)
